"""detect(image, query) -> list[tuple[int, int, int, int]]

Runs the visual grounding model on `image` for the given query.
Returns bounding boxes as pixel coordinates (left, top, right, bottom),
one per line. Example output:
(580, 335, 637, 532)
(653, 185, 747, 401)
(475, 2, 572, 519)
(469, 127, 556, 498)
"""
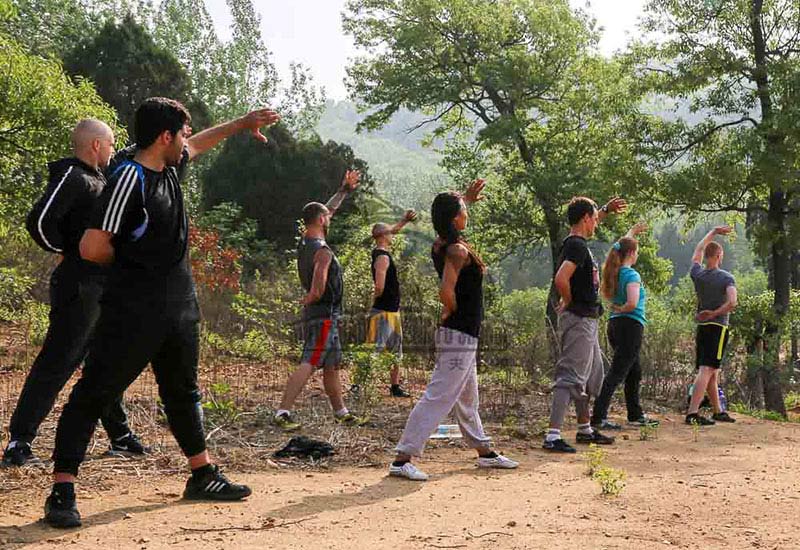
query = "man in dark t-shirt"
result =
(365, 209, 417, 397)
(543, 196, 626, 454)
(44, 98, 280, 528)
(272, 170, 363, 432)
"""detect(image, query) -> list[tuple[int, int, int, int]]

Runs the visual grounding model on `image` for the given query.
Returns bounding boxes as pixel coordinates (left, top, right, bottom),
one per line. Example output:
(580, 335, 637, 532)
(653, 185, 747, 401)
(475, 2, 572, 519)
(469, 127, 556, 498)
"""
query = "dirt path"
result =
(1, 415, 799, 550)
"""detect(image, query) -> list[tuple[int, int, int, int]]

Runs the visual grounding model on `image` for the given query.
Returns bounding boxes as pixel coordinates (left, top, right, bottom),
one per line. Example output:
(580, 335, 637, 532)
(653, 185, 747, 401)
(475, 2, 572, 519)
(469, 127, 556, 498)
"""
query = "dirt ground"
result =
(1, 414, 799, 550)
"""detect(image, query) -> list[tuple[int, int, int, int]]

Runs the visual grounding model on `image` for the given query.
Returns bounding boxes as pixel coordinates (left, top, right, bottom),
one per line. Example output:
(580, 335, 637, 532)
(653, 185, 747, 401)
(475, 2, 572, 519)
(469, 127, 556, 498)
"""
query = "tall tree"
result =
(632, 0, 800, 414)
(62, 15, 210, 135)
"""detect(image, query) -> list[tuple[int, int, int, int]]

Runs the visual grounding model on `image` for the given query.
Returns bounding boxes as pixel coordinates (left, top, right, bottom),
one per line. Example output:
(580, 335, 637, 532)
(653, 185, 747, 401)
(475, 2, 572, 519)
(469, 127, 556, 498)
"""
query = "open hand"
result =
(604, 197, 628, 215)
(240, 108, 280, 143)
(404, 209, 418, 222)
(464, 178, 486, 203)
(713, 225, 733, 236)
(341, 170, 360, 192)
(631, 221, 648, 236)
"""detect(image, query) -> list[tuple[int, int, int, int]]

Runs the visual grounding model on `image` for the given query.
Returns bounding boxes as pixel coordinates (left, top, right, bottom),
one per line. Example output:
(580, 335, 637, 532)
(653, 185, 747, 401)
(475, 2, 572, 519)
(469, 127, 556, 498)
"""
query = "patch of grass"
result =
(728, 402, 793, 422)
(584, 444, 625, 497)
(639, 423, 659, 441)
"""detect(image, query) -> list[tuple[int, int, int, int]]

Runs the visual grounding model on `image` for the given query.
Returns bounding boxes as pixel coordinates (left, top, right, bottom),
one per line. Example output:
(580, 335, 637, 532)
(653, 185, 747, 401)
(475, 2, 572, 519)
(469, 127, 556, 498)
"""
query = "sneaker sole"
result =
(388, 471, 428, 481)
(183, 488, 253, 501)
(45, 516, 82, 528)
(541, 445, 576, 454)
(103, 449, 149, 458)
(575, 439, 614, 445)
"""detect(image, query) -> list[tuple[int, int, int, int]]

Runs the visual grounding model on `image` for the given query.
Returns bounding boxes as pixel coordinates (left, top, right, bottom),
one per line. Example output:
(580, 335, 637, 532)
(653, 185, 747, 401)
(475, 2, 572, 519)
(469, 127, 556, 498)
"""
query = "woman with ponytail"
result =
(389, 179, 518, 481)
(590, 222, 659, 429)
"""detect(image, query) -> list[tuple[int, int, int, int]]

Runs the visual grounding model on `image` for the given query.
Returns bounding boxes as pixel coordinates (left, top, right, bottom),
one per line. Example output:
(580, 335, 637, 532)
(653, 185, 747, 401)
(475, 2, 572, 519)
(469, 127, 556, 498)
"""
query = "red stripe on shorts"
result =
(309, 319, 332, 367)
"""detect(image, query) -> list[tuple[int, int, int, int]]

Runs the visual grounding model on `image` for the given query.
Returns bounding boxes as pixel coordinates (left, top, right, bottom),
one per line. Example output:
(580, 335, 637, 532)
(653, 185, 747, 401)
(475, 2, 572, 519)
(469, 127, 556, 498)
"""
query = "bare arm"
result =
(390, 209, 417, 234)
(613, 283, 641, 313)
(79, 229, 114, 265)
(326, 170, 360, 216)
(440, 244, 469, 319)
(373, 255, 389, 298)
(302, 248, 333, 306)
(697, 286, 738, 322)
(625, 221, 648, 239)
(692, 225, 732, 264)
(187, 108, 280, 161)
(554, 261, 577, 313)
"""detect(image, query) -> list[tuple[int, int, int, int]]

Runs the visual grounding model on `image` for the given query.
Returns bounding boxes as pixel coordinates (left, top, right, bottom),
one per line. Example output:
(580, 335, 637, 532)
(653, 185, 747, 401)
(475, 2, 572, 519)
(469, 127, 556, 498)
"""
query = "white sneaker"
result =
(477, 454, 519, 469)
(389, 462, 429, 481)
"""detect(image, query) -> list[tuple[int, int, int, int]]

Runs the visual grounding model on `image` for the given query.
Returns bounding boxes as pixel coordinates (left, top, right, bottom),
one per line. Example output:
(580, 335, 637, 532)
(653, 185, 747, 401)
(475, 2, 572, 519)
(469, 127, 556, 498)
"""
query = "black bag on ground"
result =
(274, 436, 334, 460)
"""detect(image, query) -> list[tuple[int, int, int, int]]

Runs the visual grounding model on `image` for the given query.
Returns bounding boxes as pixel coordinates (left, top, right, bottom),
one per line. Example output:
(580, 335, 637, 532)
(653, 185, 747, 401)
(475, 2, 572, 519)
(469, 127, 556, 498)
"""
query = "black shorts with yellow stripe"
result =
(695, 323, 731, 369)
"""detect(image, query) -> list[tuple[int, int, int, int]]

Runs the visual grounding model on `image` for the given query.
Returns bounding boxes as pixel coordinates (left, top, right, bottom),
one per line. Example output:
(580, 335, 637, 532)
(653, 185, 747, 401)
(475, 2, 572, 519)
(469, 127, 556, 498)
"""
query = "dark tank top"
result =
(297, 237, 343, 320)
(371, 249, 400, 312)
(432, 241, 483, 338)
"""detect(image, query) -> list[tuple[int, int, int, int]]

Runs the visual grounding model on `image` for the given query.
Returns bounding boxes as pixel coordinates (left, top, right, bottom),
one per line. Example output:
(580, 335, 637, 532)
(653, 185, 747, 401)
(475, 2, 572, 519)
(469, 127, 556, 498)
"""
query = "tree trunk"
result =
(543, 206, 565, 363)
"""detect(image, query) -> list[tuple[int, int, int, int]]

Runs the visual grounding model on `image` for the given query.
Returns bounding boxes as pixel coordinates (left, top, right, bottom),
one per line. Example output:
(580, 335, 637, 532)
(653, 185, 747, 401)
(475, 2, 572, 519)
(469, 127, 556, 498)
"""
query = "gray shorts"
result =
(300, 317, 342, 369)
(553, 311, 604, 398)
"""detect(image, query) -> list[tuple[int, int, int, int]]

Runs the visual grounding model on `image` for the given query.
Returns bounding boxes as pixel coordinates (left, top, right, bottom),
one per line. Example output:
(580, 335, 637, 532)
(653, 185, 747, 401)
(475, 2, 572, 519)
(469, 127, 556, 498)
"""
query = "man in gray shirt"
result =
(686, 226, 738, 426)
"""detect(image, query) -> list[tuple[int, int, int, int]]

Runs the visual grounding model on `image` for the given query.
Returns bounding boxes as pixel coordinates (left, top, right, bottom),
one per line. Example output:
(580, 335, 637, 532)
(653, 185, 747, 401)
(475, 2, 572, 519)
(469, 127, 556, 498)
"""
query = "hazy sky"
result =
(204, 0, 647, 101)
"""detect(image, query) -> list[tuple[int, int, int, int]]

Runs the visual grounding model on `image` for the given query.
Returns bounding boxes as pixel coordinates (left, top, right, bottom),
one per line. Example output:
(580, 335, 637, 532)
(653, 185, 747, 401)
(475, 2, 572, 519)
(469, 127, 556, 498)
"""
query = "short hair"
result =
(704, 241, 723, 261)
(134, 97, 191, 149)
(302, 202, 328, 225)
(567, 196, 597, 226)
(71, 119, 113, 151)
(371, 223, 390, 240)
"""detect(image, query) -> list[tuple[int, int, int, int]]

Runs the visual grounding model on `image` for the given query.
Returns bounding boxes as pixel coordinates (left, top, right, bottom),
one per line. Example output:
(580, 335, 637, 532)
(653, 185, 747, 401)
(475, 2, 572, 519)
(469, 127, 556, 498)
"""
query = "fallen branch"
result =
(179, 516, 315, 533)
(467, 530, 513, 538)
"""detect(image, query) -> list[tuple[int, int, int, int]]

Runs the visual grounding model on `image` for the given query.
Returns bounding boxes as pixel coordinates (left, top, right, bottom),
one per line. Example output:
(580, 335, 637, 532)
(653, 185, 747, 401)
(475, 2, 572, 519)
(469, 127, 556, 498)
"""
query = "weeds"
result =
(584, 444, 625, 497)
(639, 423, 659, 441)
(202, 382, 240, 425)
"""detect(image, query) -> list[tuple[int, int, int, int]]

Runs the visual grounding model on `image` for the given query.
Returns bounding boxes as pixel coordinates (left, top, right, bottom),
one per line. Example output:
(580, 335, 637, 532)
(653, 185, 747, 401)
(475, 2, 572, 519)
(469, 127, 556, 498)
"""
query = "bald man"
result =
(3, 119, 149, 467)
(364, 210, 416, 397)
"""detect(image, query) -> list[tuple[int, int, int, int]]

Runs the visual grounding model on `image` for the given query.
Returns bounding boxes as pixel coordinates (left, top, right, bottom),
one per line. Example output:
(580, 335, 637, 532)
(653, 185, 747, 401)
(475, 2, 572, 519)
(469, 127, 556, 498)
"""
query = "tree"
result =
(632, 0, 800, 414)
(201, 125, 374, 254)
(62, 15, 210, 135)
(343, 0, 666, 330)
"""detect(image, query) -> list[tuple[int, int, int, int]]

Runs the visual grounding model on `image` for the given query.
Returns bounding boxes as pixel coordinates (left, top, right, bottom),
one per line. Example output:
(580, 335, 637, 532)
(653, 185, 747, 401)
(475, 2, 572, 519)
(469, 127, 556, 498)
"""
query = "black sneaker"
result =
(390, 385, 411, 398)
(628, 416, 660, 427)
(685, 413, 715, 426)
(576, 430, 615, 445)
(712, 412, 736, 423)
(44, 491, 81, 528)
(590, 419, 622, 430)
(108, 432, 151, 457)
(183, 465, 252, 501)
(2, 442, 37, 467)
(542, 438, 577, 453)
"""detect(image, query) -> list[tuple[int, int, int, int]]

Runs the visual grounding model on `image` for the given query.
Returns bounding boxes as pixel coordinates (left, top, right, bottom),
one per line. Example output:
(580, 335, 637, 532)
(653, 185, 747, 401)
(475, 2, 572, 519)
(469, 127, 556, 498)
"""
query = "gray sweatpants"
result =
(549, 311, 605, 428)
(395, 327, 492, 457)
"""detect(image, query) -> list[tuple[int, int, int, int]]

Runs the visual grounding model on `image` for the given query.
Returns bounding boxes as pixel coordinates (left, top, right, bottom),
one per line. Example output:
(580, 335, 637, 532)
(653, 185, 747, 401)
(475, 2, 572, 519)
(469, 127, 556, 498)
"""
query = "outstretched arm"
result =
(187, 108, 280, 161)
(389, 209, 417, 234)
(625, 221, 648, 239)
(692, 225, 732, 264)
(326, 170, 360, 216)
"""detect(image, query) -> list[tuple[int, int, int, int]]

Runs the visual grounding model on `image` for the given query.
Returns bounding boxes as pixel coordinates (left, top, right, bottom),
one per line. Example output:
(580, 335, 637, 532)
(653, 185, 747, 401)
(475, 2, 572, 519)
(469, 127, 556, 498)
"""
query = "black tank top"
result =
(297, 237, 343, 320)
(371, 249, 400, 312)
(432, 242, 483, 338)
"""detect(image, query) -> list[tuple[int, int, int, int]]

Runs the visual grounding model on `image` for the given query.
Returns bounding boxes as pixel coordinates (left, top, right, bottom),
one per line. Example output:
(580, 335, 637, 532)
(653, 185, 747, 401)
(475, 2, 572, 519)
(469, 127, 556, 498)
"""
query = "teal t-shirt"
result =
(610, 266, 646, 325)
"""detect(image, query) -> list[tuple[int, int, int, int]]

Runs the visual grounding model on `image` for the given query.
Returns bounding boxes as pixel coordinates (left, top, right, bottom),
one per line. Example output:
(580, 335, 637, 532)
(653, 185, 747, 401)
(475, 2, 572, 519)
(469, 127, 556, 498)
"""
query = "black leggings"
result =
(591, 316, 644, 423)
(53, 297, 206, 475)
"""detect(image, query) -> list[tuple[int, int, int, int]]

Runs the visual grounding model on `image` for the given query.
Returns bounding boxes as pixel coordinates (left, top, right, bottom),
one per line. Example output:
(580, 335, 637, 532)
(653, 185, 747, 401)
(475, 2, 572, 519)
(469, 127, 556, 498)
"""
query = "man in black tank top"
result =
(364, 209, 417, 397)
(273, 170, 366, 432)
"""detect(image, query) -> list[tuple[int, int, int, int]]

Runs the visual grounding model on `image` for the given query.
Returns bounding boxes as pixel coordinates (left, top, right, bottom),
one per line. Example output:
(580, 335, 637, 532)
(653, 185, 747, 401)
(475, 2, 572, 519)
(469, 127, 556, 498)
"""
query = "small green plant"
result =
(728, 402, 792, 422)
(690, 419, 701, 442)
(202, 382, 240, 425)
(594, 466, 626, 497)
(639, 423, 659, 441)
(585, 443, 608, 476)
(344, 344, 396, 415)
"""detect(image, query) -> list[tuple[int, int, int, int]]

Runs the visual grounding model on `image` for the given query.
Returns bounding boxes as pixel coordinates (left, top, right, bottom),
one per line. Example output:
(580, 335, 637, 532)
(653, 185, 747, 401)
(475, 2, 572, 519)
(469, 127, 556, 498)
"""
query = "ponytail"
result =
(600, 237, 638, 300)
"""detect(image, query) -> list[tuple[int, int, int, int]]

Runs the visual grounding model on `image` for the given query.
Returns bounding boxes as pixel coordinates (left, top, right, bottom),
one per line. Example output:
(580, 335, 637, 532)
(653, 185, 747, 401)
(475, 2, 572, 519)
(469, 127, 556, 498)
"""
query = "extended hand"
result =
(404, 209, 418, 222)
(464, 178, 486, 203)
(713, 225, 733, 236)
(341, 170, 360, 192)
(631, 221, 648, 236)
(604, 197, 627, 215)
(240, 108, 280, 143)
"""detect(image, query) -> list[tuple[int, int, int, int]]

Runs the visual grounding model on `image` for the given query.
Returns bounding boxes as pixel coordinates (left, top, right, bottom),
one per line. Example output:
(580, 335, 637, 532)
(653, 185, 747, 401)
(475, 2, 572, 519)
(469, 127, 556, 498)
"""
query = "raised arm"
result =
(373, 255, 390, 298)
(390, 209, 417, 234)
(598, 197, 627, 222)
(692, 225, 732, 264)
(301, 248, 333, 306)
(187, 108, 280, 161)
(325, 170, 360, 216)
(625, 221, 648, 240)
(440, 243, 469, 320)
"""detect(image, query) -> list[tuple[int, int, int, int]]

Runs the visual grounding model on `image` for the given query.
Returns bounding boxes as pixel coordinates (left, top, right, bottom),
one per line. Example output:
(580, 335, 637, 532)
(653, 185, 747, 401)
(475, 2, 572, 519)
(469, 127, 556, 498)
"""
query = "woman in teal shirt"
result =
(591, 222, 659, 429)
